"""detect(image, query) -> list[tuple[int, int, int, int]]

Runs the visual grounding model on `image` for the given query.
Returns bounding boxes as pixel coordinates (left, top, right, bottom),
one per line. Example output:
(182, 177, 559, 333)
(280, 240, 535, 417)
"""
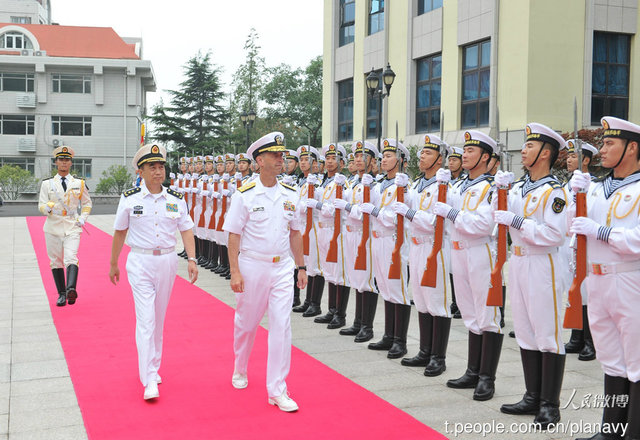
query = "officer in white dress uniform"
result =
(224, 131, 307, 413)
(494, 123, 568, 429)
(38, 145, 92, 307)
(109, 143, 198, 401)
(570, 117, 640, 440)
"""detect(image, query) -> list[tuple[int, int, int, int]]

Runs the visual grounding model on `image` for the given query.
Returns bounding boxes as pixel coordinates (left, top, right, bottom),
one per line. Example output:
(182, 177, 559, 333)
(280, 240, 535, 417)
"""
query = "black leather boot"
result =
(501, 349, 542, 415)
(198, 239, 209, 266)
(388, 303, 411, 359)
(205, 241, 219, 269)
(579, 306, 596, 361)
(303, 275, 324, 317)
(424, 316, 452, 376)
(293, 276, 313, 313)
(355, 291, 377, 343)
(576, 375, 629, 440)
(450, 273, 461, 319)
(447, 331, 483, 389)
(292, 269, 301, 308)
(401, 312, 432, 367)
(473, 332, 504, 400)
(328, 285, 349, 329)
(214, 244, 226, 273)
(565, 329, 585, 353)
(220, 246, 231, 278)
(626, 380, 639, 440)
(65, 264, 79, 305)
(534, 352, 565, 429)
(340, 290, 362, 335)
(315, 282, 337, 323)
(52, 268, 66, 307)
(368, 300, 394, 350)
(499, 286, 506, 328)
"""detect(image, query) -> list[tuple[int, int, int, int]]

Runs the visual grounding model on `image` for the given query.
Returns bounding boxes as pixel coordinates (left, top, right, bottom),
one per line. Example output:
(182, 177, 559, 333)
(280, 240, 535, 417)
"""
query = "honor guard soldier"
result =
(224, 131, 307, 412)
(347, 152, 356, 184)
(198, 155, 216, 269)
(38, 145, 92, 307)
(434, 130, 503, 401)
(109, 143, 198, 401)
(447, 146, 464, 319)
(284, 149, 299, 181)
(209, 155, 226, 272)
(494, 123, 568, 429)
(393, 135, 453, 376)
(570, 117, 640, 440)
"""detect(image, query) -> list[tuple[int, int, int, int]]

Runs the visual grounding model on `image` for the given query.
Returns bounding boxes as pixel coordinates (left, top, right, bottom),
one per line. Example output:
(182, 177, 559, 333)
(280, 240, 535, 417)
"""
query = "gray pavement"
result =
(3, 214, 605, 439)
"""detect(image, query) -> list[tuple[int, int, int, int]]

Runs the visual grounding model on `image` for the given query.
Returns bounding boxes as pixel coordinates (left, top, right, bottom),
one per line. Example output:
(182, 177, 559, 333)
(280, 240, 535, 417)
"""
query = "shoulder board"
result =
(548, 181, 562, 189)
(42, 177, 53, 181)
(280, 182, 296, 191)
(592, 173, 610, 183)
(238, 182, 256, 193)
(486, 176, 494, 183)
(72, 175, 83, 181)
(167, 188, 184, 199)
(123, 187, 141, 197)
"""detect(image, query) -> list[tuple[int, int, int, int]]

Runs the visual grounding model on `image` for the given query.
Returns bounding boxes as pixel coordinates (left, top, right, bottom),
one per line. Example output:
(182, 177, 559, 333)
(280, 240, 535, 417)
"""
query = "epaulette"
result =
(280, 182, 296, 191)
(238, 182, 256, 193)
(592, 172, 611, 183)
(167, 188, 184, 199)
(549, 180, 562, 189)
(123, 187, 141, 197)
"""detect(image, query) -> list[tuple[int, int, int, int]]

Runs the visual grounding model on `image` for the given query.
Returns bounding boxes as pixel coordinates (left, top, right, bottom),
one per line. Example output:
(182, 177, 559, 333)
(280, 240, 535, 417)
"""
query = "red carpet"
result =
(27, 217, 446, 440)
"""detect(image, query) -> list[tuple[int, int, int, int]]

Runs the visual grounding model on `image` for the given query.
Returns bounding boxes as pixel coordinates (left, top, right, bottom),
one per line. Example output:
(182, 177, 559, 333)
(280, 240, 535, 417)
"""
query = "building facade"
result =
(323, 0, 640, 167)
(0, 0, 50, 25)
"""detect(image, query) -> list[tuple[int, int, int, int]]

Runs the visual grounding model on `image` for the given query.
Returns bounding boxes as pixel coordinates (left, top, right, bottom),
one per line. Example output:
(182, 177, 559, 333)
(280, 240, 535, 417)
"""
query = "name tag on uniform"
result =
(283, 201, 295, 212)
(166, 203, 178, 213)
(133, 205, 144, 215)
(252, 207, 264, 212)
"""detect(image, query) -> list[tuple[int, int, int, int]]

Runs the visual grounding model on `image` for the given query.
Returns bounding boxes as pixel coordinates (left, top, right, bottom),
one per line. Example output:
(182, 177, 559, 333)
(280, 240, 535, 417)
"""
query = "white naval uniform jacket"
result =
(448, 174, 495, 244)
(38, 174, 92, 237)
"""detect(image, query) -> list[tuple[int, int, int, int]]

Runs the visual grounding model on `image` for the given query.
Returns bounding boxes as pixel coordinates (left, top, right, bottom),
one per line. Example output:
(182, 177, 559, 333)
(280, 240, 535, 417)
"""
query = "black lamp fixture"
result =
(365, 63, 395, 150)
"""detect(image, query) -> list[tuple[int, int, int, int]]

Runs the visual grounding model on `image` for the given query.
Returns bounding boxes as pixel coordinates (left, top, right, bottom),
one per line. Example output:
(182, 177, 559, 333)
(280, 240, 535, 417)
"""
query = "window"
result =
(366, 70, 382, 139)
(52, 74, 92, 94)
(591, 32, 630, 125)
(368, 0, 384, 35)
(416, 54, 442, 133)
(337, 79, 353, 141)
(0, 115, 34, 135)
(52, 116, 92, 136)
(51, 157, 92, 178)
(418, 0, 442, 15)
(0, 73, 34, 92)
(11, 17, 32, 24)
(461, 40, 491, 128)
(339, 0, 355, 46)
(0, 157, 35, 173)
(0, 32, 33, 50)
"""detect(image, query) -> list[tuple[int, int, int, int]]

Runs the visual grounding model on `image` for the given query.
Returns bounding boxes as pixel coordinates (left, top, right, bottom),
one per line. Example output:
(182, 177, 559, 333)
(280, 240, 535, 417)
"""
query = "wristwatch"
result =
(188, 257, 197, 263)
(297, 265, 307, 271)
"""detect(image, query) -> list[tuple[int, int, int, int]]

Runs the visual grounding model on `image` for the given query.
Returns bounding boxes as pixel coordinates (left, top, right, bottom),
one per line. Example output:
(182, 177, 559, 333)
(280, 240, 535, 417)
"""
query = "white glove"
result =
(177, 173, 183, 179)
(334, 199, 349, 210)
(570, 170, 591, 193)
(433, 201, 453, 219)
(192, 173, 199, 179)
(212, 175, 220, 182)
(45, 205, 53, 214)
(221, 189, 231, 197)
(570, 217, 600, 239)
(436, 168, 451, 184)
(494, 210, 516, 226)
(169, 172, 176, 179)
(392, 201, 410, 217)
(184, 173, 191, 179)
(360, 203, 376, 215)
(222, 173, 230, 181)
(283, 175, 296, 185)
(303, 199, 319, 210)
(394, 173, 409, 188)
(76, 217, 85, 227)
(321, 203, 335, 218)
(234, 172, 242, 181)
(307, 174, 318, 185)
(193, 188, 201, 195)
(200, 190, 210, 198)
(361, 174, 374, 186)
(212, 191, 221, 199)
(494, 170, 515, 187)
(334, 173, 347, 185)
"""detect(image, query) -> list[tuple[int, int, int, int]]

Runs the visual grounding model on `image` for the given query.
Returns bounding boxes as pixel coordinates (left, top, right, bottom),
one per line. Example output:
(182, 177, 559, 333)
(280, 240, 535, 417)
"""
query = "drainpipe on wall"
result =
(123, 73, 127, 166)
(491, 0, 500, 141)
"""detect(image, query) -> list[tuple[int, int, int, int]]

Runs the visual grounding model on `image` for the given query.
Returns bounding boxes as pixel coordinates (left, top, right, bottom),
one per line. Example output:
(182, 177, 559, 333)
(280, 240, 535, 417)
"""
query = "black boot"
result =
(205, 241, 219, 269)
(293, 276, 313, 313)
(52, 268, 66, 307)
(447, 331, 483, 389)
(219, 246, 230, 278)
(500, 349, 542, 415)
(355, 291, 377, 343)
(499, 285, 506, 328)
(534, 352, 565, 429)
(565, 329, 585, 353)
(213, 244, 226, 273)
(473, 332, 504, 401)
(292, 269, 301, 308)
(401, 312, 432, 366)
(576, 375, 629, 440)
(388, 303, 411, 359)
(65, 264, 79, 305)
(303, 276, 324, 317)
(424, 316, 452, 376)
(178, 249, 187, 258)
(450, 273, 461, 319)
(198, 239, 209, 266)
(328, 285, 349, 329)
(579, 306, 596, 361)
(340, 290, 362, 335)
(626, 380, 640, 440)
(368, 300, 394, 350)
(315, 282, 337, 323)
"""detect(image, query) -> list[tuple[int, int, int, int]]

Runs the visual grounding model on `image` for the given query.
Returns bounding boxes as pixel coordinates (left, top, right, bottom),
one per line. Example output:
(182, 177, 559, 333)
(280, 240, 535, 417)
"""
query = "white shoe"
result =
(232, 372, 248, 389)
(144, 381, 159, 400)
(268, 391, 298, 412)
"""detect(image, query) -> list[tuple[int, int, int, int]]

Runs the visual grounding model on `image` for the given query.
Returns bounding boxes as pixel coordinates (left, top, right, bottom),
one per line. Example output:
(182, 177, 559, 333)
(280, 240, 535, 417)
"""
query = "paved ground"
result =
(0, 201, 117, 218)
(3, 214, 605, 439)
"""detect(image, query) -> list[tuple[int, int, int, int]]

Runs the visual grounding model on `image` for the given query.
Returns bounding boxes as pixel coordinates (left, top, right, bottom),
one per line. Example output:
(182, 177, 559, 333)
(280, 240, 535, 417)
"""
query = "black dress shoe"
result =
(293, 301, 310, 313)
(453, 310, 462, 319)
(302, 304, 321, 317)
(339, 324, 361, 336)
(578, 340, 596, 361)
(314, 310, 335, 324)
(509, 330, 515, 338)
(292, 297, 301, 308)
(56, 293, 66, 307)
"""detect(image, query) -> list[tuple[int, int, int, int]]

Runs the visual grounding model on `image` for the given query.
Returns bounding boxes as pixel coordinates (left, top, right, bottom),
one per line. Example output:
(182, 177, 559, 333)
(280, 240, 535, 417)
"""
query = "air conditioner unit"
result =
(52, 138, 62, 147)
(16, 93, 36, 108)
(17, 137, 36, 152)
(34, 50, 46, 56)
(20, 49, 33, 56)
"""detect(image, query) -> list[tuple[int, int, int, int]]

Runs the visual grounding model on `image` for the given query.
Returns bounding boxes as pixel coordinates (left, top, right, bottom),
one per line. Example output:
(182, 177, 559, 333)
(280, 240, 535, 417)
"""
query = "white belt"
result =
(51, 208, 75, 217)
(590, 261, 640, 275)
(411, 235, 433, 245)
(372, 229, 394, 239)
(130, 246, 175, 256)
(318, 221, 334, 229)
(512, 245, 558, 257)
(241, 249, 289, 263)
(452, 237, 490, 250)
(346, 225, 362, 233)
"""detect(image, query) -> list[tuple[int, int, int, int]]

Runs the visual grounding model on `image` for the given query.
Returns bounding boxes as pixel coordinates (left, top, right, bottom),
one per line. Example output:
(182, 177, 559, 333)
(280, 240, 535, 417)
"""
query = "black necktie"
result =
(61, 177, 67, 192)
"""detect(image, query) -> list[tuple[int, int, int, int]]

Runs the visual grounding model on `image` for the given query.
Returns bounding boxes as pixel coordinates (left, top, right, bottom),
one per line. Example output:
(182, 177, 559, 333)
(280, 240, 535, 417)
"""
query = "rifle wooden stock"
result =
(215, 180, 228, 231)
(564, 191, 586, 329)
(303, 183, 314, 255)
(236, 176, 242, 189)
(170, 178, 174, 187)
(189, 179, 196, 221)
(326, 184, 343, 263)
(486, 187, 508, 306)
(197, 181, 208, 228)
(388, 186, 404, 279)
(421, 183, 448, 287)
(207, 181, 218, 230)
(354, 184, 370, 270)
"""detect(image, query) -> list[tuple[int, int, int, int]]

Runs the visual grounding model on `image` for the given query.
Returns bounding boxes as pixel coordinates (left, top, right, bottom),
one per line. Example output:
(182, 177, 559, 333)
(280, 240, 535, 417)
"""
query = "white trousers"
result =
(451, 243, 501, 334)
(234, 255, 294, 397)
(126, 252, 177, 386)
(409, 241, 451, 317)
(509, 253, 565, 353)
(45, 231, 81, 268)
(317, 226, 349, 286)
(371, 235, 409, 305)
(344, 228, 377, 293)
(587, 270, 640, 382)
(302, 222, 322, 277)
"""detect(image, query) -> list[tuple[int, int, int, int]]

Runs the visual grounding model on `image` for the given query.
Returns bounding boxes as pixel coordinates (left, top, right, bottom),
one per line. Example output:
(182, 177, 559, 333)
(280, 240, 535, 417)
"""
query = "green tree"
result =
(231, 28, 265, 115)
(0, 165, 38, 200)
(95, 165, 133, 195)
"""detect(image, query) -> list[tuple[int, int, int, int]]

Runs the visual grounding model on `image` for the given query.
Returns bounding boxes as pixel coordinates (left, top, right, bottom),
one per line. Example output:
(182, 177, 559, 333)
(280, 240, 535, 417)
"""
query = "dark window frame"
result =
(416, 54, 442, 134)
(0, 114, 35, 135)
(0, 156, 35, 173)
(52, 116, 92, 136)
(51, 157, 92, 178)
(368, 0, 384, 35)
(461, 39, 491, 129)
(0, 72, 34, 92)
(339, 0, 355, 46)
(52, 74, 92, 94)
(418, 0, 443, 15)
(337, 79, 354, 142)
(591, 31, 630, 125)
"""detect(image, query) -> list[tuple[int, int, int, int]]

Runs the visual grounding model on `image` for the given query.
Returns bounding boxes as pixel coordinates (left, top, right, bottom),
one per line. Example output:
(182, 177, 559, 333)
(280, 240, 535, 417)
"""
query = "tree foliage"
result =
(231, 28, 266, 115)
(95, 165, 133, 195)
(0, 165, 38, 200)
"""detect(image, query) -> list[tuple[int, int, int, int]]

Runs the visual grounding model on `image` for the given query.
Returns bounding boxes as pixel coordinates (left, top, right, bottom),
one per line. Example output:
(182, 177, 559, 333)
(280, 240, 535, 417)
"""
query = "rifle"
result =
(422, 113, 447, 287)
(188, 177, 196, 221)
(564, 97, 585, 330)
(197, 179, 207, 228)
(207, 179, 218, 230)
(388, 122, 404, 279)
(216, 177, 228, 231)
(354, 175, 370, 270)
(326, 176, 343, 263)
(302, 155, 316, 255)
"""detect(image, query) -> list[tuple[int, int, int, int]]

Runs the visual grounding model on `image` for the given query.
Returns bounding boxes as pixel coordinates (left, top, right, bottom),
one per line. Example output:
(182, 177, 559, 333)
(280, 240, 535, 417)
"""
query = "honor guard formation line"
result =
(37, 116, 640, 439)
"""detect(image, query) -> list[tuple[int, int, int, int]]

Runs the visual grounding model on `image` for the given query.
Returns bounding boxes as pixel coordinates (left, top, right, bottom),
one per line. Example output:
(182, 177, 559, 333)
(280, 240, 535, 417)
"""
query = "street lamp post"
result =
(366, 62, 396, 152)
(239, 110, 256, 155)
